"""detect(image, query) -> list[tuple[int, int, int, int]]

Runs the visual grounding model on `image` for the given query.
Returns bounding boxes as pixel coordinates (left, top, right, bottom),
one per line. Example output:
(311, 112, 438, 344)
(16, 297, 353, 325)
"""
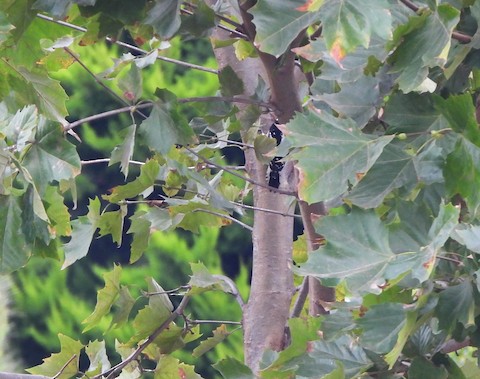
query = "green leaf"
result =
(128, 209, 152, 263)
(98, 205, 127, 246)
(284, 111, 393, 203)
(452, 224, 480, 253)
(144, 0, 181, 39)
(188, 262, 234, 295)
(218, 65, 244, 97)
(308, 336, 372, 378)
(214, 357, 254, 379)
(294, 209, 397, 294)
(0, 11, 14, 45)
(82, 265, 122, 332)
(169, 202, 232, 233)
(192, 324, 230, 358)
(32, 0, 73, 19)
(389, 5, 460, 92)
(130, 277, 173, 343)
(319, 0, 392, 62)
(85, 340, 111, 375)
(409, 357, 448, 379)
(154, 355, 204, 379)
(27, 334, 83, 378)
(110, 123, 136, 178)
(0, 194, 30, 273)
(357, 303, 406, 354)
(16, 67, 69, 122)
(249, 0, 321, 57)
(62, 197, 101, 269)
(22, 120, 80, 194)
(44, 185, 71, 237)
(118, 64, 142, 103)
(0, 104, 37, 152)
(445, 137, 480, 215)
(104, 159, 159, 203)
(111, 285, 135, 329)
(139, 104, 196, 155)
(435, 280, 474, 332)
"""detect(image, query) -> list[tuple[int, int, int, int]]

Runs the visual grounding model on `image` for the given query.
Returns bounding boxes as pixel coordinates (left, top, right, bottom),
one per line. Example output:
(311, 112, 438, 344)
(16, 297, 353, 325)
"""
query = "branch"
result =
(93, 295, 191, 379)
(399, 0, 472, 43)
(192, 208, 253, 231)
(36, 14, 218, 74)
(290, 277, 309, 318)
(189, 319, 242, 325)
(52, 354, 77, 379)
(184, 146, 297, 197)
(81, 158, 145, 166)
(212, 274, 245, 308)
(231, 201, 302, 218)
(441, 338, 471, 353)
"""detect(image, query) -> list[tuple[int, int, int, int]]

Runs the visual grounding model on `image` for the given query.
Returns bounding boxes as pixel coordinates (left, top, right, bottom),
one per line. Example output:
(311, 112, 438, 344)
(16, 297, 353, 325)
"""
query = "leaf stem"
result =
(192, 208, 253, 231)
(52, 354, 77, 379)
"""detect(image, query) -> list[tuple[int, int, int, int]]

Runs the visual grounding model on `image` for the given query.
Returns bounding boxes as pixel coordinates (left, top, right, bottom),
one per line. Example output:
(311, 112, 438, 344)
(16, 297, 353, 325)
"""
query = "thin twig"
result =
(192, 208, 253, 231)
(52, 354, 77, 379)
(231, 201, 302, 218)
(94, 295, 190, 379)
(189, 319, 242, 325)
(184, 146, 297, 197)
(36, 13, 218, 74)
(290, 277, 309, 318)
(142, 285, 189, 296)
(81, 158, 145, 166)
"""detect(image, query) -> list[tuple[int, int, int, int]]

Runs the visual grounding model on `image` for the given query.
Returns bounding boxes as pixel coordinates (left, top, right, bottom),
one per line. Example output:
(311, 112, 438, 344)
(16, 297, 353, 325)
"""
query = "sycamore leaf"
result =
(27, 334, 83, 378)
(139, 104, 196, 155)
(389, 5, 460, 92)
(62, 197, 101, 269)
(32, 0, 74, 19)
(22, 120, 80, 194)
(154, 355, 204, 379)
(144, 0, 181, 39)
(44, 185, 71, 237)
(0, 195, 30, 274)
(110, 124, 136, 178)
(104, 159, 159, 203)
(169, 202, 232, 233)
(0, 11, 14, 45)
(249, 0, 321, 57)
(83, 265, 122, 332)
(128, 209, 152, 263)
(193, 324, 230, 358)
(319, 0, 392, 62)
(85, 340, 111, 376)
(214, 357, 254, 379)
(0, 104, 37, 152)
(188, 262, 233, 295)
(284, 111, 393, 203)
(452, 224, 480, 253)
(445, 137, 480, 215)
(357, 303, 406, 354)
(409, 357, 448, 379)
(111, 285, 135, 329)
(218, 65, 244, 97)
(435, 280, 475, 332)
(17, 67, 69, 122)
(98, 205, 127, 246)
(118, 64, 142, 103)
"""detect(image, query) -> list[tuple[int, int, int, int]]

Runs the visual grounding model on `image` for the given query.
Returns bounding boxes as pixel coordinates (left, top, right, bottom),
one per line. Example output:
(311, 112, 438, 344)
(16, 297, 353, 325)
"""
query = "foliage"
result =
(3, 0, 480, 378)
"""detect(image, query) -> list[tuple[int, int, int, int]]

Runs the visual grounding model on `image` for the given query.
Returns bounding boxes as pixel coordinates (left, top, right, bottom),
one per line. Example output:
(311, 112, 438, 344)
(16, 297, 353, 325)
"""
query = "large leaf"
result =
(82, 265, 122, 332)
(451, 224, 480, 254)
(144, 0, 181, 39)
(0, 195, 30, 273)
(435, 279, 474, 332)
(319, 0, 392, 62)
(22, 120, 80, 194)
(214, 357, 254, 379)
(0, 104, 37, 152)
(283, 111, 393, 203)
(27, 334, 83, 378)
(139, 103, 196, 155)
(249, 0, 321, 57)
(357, 303, 406, 354)
(388, 5, 460, 92)
(445, 137, 480, 215)
(32, 0, 74, 19)
(62, 197, 100, 269)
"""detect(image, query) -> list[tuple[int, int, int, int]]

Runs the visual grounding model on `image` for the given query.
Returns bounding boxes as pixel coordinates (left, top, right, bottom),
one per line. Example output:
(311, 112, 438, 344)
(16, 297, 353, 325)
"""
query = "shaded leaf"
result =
(111, 285, 135, 329)
(154, 355, 204, 379)
(188, 262, 233, 295)
(98, 205, 127, 246)
(85, 340, 111, 375)
(110, 123, 136, 178)
(0, 195, 30, 273)
(139, 104, 196, 155)
(144, 0, 181, 39)
(0, 11, 14, 45)
(214, 357, 254, 379)
(249, 0, 321, 57)
(389, 5, 460, 92)
(284, 111, 393, 203)
(82, 265, 122, 332)
(409, 357, 448, 379)
(32, 0, 73, 19)
(27, 334, 83, 378)
(218, 65, 244, 97)
(435, 280, 474, 332)
(452, 224, 480, 254)
(0, 104, 37, 152)
(357, 303, 406, 354)
(62, 197, 100, 269)
(118, 64, 142, 103)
